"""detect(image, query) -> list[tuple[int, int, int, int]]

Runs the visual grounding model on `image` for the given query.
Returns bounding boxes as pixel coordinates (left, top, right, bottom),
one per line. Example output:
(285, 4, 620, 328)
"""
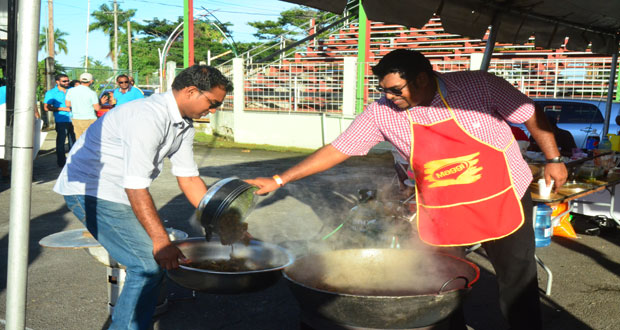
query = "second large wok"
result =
(283, 248, 479, 329)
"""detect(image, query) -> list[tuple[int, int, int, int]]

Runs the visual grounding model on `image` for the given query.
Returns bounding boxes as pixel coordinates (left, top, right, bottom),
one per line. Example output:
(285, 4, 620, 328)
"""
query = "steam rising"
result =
(286, 248, 475, 295)
(190, 166, 472, 295)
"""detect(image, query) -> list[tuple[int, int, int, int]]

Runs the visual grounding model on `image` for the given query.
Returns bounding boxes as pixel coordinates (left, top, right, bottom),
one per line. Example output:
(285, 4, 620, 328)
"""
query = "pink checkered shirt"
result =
(332, 71, 534, 198)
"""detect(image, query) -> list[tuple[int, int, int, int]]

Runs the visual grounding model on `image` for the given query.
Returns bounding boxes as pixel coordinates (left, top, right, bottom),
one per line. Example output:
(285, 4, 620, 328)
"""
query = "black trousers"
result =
(452, 189, 542, 330)
(482, 189, 542, 330)
(55, 122, 75, 167)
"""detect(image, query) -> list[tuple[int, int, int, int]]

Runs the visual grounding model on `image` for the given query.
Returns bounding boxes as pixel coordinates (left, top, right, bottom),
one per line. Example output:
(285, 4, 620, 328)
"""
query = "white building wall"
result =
(211, 110, 355, 149)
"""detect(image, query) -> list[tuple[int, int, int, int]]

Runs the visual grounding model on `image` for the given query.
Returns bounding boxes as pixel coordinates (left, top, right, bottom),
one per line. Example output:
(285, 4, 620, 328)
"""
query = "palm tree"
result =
(39, 27, 69, 56)
(89, 3, 137, 67)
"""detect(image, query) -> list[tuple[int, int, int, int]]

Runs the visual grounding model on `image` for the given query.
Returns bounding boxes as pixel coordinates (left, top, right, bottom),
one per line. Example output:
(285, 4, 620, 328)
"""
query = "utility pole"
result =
(47, 0, 54, 58)
(45, 0, 55, 127)
(127, 20, 132, 74)
(85, 0, 90, 70)
(113, 0, 118, 71)
(183, 0, 194, 67)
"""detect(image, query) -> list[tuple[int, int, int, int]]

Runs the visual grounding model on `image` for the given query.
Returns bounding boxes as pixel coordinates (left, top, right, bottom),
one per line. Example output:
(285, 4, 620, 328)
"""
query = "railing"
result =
(243, 62, 344, 113)
(489, 58, 616, 99)
(233, 58, 617, 115)
(217, 2, 358, 68)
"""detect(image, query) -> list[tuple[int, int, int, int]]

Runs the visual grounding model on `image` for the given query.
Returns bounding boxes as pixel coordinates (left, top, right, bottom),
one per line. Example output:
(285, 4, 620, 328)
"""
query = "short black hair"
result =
(171, 65, 233, 93)
(69, 80, 81, 88)
(372, 49, 434, 82)
(55, 74, 68, 81)
(116, 74, 129, 82)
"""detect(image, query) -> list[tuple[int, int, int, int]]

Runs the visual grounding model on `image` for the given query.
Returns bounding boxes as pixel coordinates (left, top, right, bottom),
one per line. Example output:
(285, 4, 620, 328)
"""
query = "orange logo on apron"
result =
(424, 152, 482, 187)
(406, 79, 524, 246)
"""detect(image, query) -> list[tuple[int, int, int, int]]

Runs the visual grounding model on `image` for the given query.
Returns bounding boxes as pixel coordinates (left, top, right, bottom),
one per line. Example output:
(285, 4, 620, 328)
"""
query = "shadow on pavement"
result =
(554, 217, 620, 276)
(464, 248, 592, 330)
(0, 205, 70, 294)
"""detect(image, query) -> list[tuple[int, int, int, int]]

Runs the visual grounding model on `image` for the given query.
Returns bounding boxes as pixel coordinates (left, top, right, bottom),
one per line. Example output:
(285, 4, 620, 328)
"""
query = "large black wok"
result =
(283, 248, 479, 329)
(167, 237, 294, 294)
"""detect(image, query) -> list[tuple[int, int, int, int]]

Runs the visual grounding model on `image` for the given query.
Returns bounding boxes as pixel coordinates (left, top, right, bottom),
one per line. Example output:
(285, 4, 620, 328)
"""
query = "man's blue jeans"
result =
(64, 195, 164, 330)
(55, 122, 75, 167)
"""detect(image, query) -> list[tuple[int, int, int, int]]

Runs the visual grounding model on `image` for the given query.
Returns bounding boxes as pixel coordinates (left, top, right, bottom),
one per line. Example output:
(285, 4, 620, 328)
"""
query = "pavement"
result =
(1, 130, 620, 330)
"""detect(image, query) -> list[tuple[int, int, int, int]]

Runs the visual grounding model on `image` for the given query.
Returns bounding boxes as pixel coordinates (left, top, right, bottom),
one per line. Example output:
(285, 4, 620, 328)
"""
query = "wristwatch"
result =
(545, 156, 563, 163)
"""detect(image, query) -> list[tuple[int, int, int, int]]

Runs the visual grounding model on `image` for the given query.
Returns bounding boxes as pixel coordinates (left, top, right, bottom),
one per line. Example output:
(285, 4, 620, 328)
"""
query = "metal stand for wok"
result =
(464, 203, 560, 297)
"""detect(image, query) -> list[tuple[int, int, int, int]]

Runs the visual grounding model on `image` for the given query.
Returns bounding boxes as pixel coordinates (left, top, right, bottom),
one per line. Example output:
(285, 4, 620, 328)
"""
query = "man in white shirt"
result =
(65, 72, 100, 139)
(54, 65, 231, 329)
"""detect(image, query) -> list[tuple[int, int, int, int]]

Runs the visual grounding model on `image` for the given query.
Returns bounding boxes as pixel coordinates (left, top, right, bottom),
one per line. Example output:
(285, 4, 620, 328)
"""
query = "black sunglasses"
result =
(200, 92, 223, 109)
(375, 83, 408, 96)
(118, 80, 129, 84)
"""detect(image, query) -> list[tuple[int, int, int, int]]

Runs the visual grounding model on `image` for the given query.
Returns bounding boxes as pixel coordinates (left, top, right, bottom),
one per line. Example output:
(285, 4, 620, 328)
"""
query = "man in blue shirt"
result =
(44, 74, 75, 167)
(101, 74, 144, 107)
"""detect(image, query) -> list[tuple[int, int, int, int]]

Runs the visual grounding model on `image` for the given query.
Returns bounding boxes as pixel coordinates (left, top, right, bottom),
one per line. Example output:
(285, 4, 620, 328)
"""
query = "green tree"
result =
(248, 7, 321, 40)
(89, 3, 138, 62)
(36, 59, 65, 101)
(67, 57, 115, 95)
(117, 17, 245, 84)
(38, 27, 69, 55)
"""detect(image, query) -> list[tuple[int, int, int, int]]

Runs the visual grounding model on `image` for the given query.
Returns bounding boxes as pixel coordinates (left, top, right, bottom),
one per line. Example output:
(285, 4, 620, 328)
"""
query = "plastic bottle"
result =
(598, 135, 612, 151)
(534, 204, 553, 247)
(597, 135, 614, 171)
(585, 129, 600, 150)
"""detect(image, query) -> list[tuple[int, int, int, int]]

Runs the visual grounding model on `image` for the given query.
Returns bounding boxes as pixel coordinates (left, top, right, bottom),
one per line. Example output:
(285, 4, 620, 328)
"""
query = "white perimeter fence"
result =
(209, 57, 617, 149)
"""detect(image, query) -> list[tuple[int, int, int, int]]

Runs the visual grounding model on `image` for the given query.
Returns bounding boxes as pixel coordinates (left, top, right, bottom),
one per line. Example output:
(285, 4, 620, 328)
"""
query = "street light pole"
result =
(47, 0, 54, 59)
(85, 0, 90, 70)
(113, 0, 118, 71)
(127, 20, 132, 73)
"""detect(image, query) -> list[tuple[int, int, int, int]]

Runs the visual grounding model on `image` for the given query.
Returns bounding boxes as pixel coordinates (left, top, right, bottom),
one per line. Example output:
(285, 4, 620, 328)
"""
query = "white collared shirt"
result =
(54, 91, 199, 205)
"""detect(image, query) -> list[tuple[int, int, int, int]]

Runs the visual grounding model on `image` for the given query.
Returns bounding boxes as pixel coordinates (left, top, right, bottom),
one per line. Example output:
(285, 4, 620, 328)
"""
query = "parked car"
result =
(515, 98, 620, 149)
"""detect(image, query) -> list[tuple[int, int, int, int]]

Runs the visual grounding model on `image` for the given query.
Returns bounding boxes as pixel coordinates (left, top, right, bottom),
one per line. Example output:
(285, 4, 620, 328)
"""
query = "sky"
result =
(38, 0, 299, 68)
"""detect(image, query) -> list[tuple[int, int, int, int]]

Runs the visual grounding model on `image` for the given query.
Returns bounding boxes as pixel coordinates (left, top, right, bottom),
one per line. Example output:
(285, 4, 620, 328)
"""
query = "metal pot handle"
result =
(438, 276, 469, 294)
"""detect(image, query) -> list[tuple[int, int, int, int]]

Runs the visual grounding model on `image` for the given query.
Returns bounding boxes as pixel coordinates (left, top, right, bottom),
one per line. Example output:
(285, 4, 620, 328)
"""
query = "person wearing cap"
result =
(65, 72, 100, 140)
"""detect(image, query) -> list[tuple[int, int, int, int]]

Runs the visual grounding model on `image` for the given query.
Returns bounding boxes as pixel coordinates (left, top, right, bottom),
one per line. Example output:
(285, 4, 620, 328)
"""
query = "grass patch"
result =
(194, 132, 315, 154)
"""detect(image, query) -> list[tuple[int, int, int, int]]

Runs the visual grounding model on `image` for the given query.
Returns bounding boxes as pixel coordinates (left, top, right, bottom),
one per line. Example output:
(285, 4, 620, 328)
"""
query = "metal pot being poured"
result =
(196, 177, 258, 244)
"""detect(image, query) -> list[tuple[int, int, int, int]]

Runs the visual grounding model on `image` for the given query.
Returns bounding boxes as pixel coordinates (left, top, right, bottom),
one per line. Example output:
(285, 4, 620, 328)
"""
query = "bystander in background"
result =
(65, 72, 100, 140)
(44, 74, 75, 167)
(528, 112, 576, 157)
(100, 74, 144, 107)
(129, 76, 144, 95)
(69, 80, 81, 88)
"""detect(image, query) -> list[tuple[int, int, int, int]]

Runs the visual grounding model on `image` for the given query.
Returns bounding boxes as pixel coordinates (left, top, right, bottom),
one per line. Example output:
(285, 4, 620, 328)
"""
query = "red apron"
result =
(406, 80, 524, 246)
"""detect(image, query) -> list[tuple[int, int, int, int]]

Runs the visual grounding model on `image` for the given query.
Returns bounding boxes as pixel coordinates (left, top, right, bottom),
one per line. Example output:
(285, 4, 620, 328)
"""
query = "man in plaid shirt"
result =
(248, 49, 567, 329)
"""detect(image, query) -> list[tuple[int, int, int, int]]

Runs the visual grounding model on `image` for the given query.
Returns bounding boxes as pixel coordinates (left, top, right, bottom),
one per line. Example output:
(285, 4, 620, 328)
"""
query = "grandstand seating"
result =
(238, 16, 613, 113)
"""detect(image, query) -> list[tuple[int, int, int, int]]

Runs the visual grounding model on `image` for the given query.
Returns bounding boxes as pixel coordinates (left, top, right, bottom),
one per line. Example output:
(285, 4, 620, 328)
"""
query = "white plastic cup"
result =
(538, 179, 554, 197)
